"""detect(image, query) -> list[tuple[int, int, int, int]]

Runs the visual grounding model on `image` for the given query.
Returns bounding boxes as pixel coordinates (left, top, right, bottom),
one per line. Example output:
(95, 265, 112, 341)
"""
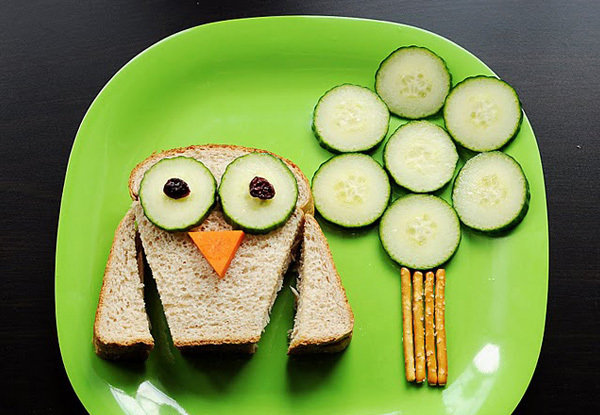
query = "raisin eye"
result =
(163, 178, 190, 199)
(249, 176, 275, 200)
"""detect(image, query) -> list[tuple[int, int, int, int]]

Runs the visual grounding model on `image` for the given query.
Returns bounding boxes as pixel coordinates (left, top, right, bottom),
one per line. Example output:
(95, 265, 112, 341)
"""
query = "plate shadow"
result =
(286, 352, 345, 395)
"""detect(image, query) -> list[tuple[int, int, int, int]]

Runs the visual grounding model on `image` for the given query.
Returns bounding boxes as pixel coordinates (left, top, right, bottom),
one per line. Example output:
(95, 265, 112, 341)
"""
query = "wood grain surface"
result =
(1, 0, 599, 413)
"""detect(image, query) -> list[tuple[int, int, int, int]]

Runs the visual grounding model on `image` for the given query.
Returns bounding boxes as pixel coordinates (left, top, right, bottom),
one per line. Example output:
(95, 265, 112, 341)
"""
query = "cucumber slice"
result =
(139, 157, 216, 231)
(312, 84, 390, 153)
(379, 194, 461, 269)
(384, 121, 458, 193)
(452, 151, 529, 233)
(218, 153, 298, 234)
(312, 153, 390, 228)
(443, 76, 523, 151)
(375, 46, 451, 119)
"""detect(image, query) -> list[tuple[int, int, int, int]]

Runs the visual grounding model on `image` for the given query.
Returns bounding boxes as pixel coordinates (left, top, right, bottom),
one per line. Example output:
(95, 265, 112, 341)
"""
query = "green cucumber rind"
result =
(139, 156, 217, 232)
(382, 121, 458, 193)
(451, 152, 530, 234)
(312, 83, 390, 153)
(311, 153, 391, 228)
(374, 46, 452, 119)
(443, 75, 524, 152)
(218, 153, 298, 234)
(378, 194, 461, 270)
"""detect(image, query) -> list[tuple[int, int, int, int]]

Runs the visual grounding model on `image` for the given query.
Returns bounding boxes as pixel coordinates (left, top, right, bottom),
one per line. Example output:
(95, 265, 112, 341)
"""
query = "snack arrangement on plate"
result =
(306, 44, 529, 385)
(93, 43, 529, 389)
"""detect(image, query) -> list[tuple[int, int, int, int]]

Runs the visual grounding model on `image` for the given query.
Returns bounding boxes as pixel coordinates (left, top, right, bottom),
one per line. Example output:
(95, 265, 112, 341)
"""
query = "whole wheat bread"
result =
(288, 214, 354, 354)
(135, 203, 304, 352)
(129, 144, 312, 353)
(93, 208, 154, 359)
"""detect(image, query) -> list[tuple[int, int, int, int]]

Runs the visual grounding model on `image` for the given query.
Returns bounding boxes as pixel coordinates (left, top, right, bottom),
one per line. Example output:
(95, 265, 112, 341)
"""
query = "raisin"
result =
(163, 178, 190, 199)
(249, 176, 275, 200)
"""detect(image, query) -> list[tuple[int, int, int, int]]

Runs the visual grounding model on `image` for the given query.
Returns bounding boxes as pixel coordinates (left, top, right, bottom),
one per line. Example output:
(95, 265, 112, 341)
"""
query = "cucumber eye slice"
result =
(218, 153, 298, 234)
(384, 121, 458, 193)
(312, 153, 390, 228)
(139, 157, 217, 231)
(443, 76, 523, 151)
(312, 84, 390, 153)
(375, 46, 451, 119)
(379, 194, 461, 270)
(452, 152, 529, 232)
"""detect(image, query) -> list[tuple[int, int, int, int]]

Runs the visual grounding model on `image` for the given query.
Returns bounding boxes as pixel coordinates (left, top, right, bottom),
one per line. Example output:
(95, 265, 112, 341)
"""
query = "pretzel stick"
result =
(435, 269, 448, 386)
(424, 271, 438, 385)
(412, 271, 426, 383)
(400, 267, 415, 382)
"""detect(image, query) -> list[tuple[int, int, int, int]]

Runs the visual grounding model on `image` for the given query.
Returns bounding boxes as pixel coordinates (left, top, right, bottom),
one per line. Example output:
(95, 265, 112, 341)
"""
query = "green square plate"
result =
(56, 16, 548, 415)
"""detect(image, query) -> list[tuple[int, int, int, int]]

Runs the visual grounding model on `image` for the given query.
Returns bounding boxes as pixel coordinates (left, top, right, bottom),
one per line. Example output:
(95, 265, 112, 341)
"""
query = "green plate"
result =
(56, 16, 548, 415)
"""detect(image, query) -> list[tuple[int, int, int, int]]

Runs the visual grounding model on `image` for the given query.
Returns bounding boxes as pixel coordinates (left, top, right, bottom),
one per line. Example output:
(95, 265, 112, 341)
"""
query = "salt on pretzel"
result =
(400, 267, 415, 382)
(424, 271, 438, 385)
(435, 269, 448, 386)
(412, 271, 426, 383)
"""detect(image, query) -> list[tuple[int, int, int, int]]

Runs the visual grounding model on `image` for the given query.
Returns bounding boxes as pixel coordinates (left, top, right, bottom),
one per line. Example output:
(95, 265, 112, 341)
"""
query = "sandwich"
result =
(93, 144, 353, 359)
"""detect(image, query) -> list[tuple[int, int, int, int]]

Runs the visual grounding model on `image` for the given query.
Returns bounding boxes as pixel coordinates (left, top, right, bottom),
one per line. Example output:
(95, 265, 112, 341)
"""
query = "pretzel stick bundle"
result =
(400, 268, 448, 386)
(424, 271, 438, 385)
(412, 271, 426, 383)
(400, 267, 415, 382)
(435, 269, 448, 386)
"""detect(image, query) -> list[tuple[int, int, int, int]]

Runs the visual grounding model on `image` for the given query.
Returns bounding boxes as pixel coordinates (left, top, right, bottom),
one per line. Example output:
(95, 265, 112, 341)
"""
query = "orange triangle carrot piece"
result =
(188, 231, 245, 278)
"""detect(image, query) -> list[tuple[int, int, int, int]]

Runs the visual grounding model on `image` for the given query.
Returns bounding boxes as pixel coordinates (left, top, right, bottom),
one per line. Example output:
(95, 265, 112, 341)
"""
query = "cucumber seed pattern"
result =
(472, 174, 507, 207)
(334, 174, 368, 205)
(398, 73, 433, 99)
(334, 101, 367, 131)
(407, 214, 438, 245)
(469, 97, 498, 128)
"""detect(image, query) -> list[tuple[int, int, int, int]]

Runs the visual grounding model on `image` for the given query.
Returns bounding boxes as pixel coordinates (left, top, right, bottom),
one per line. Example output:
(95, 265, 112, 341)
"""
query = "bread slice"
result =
(134, 202, 304, 352)
(288, 214, 354, 354)
(128, 143, 313, 352)
(128, 144, 314, 214)
(93, 208, 154, 360)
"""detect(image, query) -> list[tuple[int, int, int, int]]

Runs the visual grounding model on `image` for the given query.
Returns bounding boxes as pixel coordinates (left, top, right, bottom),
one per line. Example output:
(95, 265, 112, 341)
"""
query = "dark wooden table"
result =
(2, 1, 599, 413)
